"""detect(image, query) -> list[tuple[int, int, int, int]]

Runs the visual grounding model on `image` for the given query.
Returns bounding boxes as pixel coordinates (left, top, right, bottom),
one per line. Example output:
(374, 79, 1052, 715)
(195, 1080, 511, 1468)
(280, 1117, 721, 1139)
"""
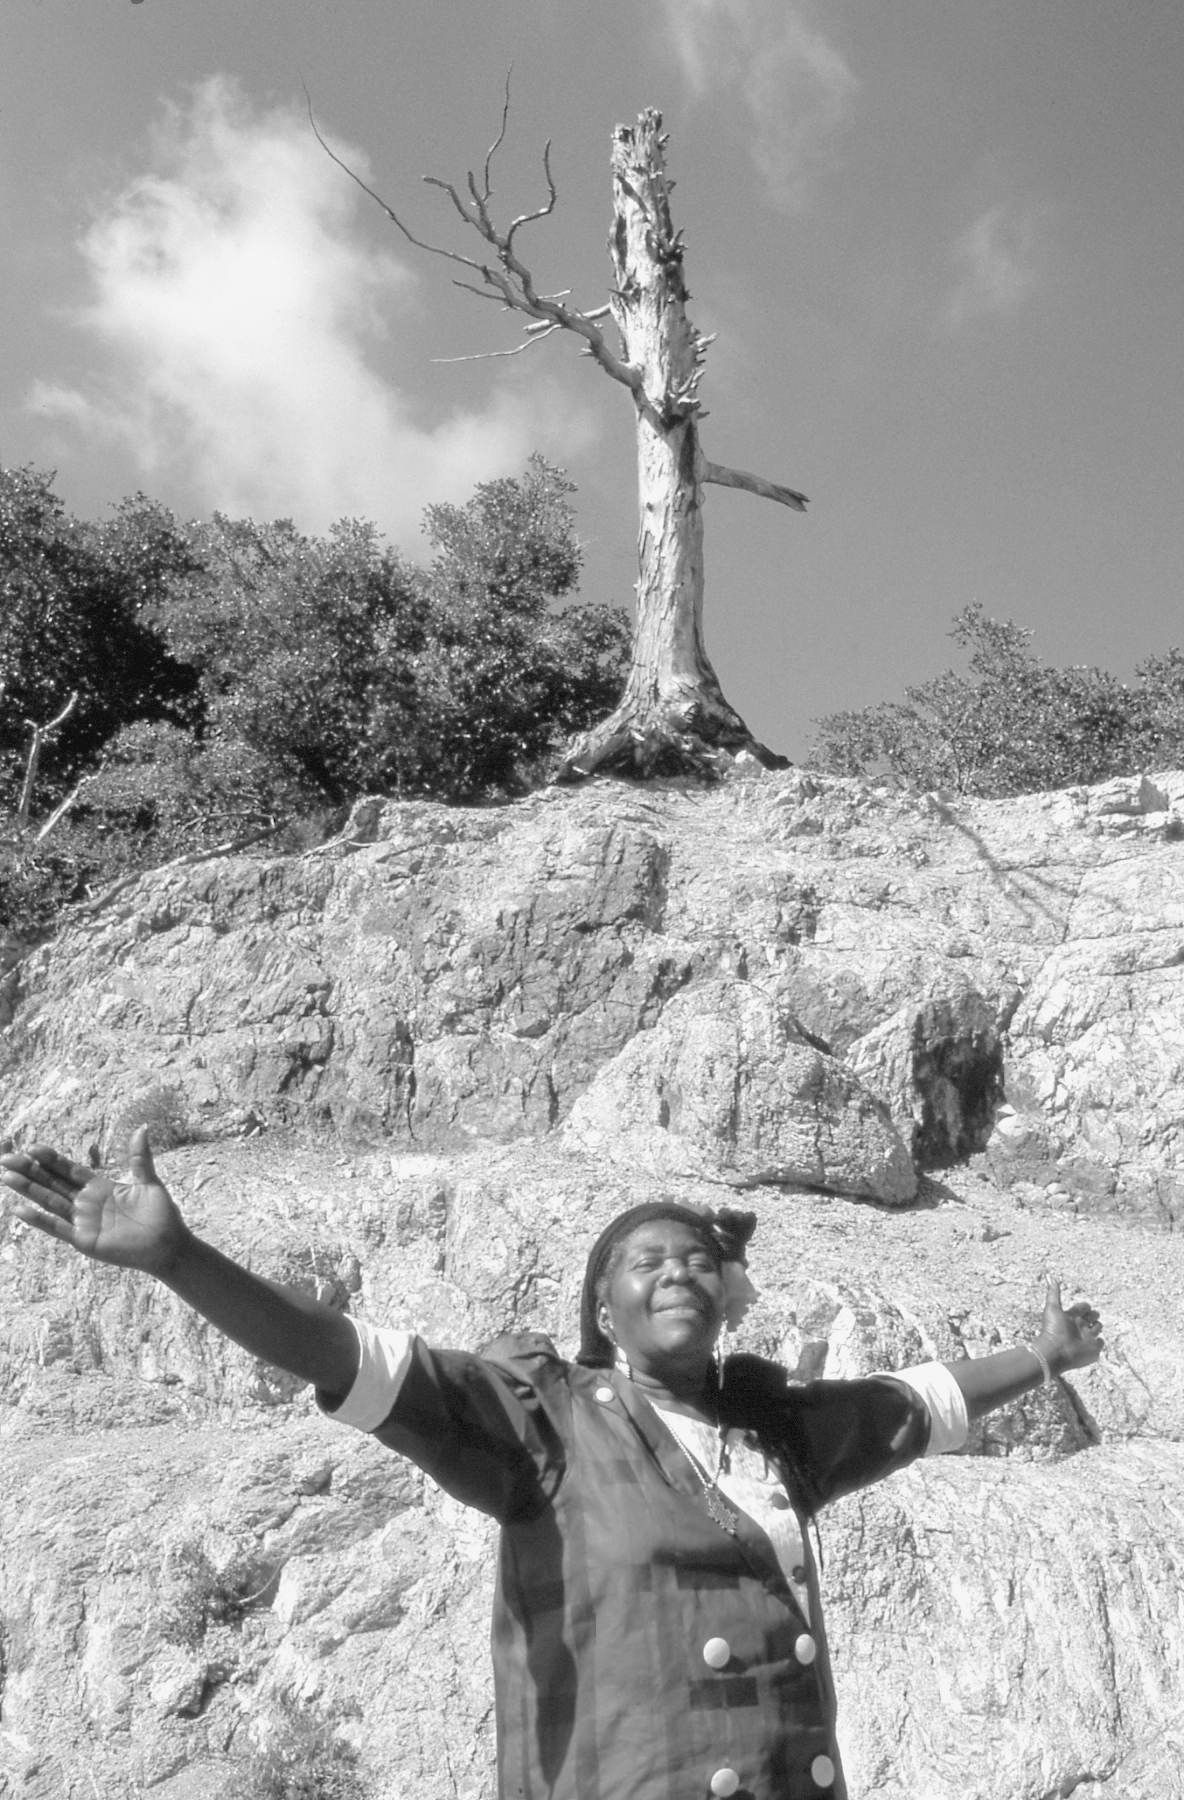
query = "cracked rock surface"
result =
(1, 766, 1183, 1797)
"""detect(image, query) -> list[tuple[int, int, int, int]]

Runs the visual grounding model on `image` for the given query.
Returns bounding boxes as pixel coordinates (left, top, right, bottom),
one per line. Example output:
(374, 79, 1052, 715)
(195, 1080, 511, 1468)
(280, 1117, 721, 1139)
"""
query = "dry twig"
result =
(303, 79, 642, 392)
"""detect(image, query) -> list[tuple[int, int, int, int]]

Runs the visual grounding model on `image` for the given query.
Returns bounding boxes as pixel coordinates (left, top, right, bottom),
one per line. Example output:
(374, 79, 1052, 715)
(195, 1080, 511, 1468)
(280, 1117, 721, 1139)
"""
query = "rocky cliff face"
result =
(1, 767, 1183, 1799)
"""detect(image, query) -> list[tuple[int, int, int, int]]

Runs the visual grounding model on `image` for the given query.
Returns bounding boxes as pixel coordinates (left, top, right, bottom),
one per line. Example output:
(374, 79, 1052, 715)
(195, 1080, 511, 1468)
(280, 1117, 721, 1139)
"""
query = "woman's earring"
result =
(602, 1312, 632, 1381)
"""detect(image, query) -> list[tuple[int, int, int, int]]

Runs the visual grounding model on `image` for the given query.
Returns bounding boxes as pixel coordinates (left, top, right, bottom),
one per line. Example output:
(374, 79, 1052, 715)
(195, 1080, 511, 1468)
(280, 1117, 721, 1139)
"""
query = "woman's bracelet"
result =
(1026, 1343, 1053, 1386)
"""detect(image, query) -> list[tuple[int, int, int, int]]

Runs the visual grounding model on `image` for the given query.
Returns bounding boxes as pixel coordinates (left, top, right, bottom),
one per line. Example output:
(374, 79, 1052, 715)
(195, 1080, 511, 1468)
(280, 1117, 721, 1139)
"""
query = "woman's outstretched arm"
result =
(0, 1128, 360, 1401)
(944, 1279, 1104, 1421)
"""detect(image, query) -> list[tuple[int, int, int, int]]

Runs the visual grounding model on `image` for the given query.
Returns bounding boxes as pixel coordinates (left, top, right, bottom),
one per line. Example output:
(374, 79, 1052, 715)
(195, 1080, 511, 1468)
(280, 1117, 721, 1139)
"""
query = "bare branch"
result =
(35, 768, 98, 843)
(701, 460, 808, 513)
(17, 691, 79, 830)
(432, 325, 562, 364)
(425, 175, 488, 241)
(482, 70, 513, 200)
(441, 282, 503, 304)
(41, 692, 80, 737)
(307, 86, 644, 394)
(505, 142, 558, 253)
(450, 278, 511, 303)
(304, 89, 485, 274)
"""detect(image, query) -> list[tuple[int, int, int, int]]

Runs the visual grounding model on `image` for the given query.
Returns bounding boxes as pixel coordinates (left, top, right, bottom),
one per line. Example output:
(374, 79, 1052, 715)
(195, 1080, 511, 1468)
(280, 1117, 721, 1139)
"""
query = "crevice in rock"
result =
(1059, 1377, 1104, 1449)
(911, 1016, 1006, 1170)
(1041, 1766, 1119, 1799)
(785, 1014, 834, 1058)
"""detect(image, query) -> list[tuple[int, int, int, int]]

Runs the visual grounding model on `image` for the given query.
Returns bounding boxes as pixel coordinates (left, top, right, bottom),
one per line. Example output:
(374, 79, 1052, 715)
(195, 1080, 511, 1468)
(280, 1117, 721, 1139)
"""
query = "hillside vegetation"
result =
(0, 460, 629, 938)
(7, 462, 1184, 956)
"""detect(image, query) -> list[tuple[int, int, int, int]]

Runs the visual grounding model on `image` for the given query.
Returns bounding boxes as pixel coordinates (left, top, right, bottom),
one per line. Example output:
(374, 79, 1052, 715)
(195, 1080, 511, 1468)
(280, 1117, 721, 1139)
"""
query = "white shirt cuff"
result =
(318, 1317, 416, 1433)
(889, 1362, 970, 1455)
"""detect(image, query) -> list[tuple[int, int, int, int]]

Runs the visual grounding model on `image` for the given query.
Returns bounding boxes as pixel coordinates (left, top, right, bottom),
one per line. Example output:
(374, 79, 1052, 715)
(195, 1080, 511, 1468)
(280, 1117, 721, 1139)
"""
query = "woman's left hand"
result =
(1037, 1278, 1105, 1374)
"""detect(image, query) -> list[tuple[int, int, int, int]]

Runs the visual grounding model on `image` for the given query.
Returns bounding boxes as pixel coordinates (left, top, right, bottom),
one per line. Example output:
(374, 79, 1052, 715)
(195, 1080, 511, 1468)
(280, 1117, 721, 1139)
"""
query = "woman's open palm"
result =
(0, 1127, 186, 1276)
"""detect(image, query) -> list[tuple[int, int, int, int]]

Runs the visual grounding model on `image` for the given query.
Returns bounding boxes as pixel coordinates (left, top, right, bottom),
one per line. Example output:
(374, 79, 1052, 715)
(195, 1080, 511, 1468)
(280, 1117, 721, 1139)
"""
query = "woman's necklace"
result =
(617, 1355, 741, 1536)
(691, 1461, 742, 1537)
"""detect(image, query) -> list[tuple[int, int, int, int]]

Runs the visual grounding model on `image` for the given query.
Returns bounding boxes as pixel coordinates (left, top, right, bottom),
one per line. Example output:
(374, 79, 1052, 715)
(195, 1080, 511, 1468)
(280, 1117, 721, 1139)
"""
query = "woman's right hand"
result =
(3, 1128, 360, 1396)
(0, 1126, 189, 1277)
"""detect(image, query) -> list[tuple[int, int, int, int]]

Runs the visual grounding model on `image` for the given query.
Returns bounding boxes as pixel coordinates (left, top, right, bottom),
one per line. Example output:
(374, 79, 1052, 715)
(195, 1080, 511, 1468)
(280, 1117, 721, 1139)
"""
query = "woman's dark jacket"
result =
(362, 1331, 932, 1800)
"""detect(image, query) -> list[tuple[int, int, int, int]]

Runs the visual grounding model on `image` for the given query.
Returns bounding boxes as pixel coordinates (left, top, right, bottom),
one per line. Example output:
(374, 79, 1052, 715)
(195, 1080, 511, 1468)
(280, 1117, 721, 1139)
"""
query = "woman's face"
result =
(598, 1220, 725, 1379)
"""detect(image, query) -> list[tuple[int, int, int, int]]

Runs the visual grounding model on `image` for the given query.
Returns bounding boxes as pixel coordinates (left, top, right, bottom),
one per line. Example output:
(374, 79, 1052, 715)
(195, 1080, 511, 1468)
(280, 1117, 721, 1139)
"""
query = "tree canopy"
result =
(0, 467, 201, 814)
(809, 604, 1184, 797)
(0, 458, 630, 937)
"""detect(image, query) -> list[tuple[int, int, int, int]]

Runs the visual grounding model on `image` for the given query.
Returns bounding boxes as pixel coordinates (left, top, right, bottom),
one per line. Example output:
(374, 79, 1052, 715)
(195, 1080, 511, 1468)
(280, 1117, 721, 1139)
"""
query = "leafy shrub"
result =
(0, 468, 200, 813)
(245, 1697, 367, 1800)
(160, 457, 627, 804)
(409, 458, 631, 796)
(809, 604, 1184, 798)
(0, 458, 630, 940)
(158, 1540, 277, 1646)
(150, 512, 429, 808)
(0, 836, 97, 941)
(80, 720, 314, 859)
(105, 1083, 196, 1162)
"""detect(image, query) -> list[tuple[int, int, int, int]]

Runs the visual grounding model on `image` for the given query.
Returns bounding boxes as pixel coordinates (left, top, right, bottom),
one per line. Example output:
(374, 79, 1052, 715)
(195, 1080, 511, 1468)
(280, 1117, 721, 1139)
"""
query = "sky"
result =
(2, 0, 1182, 762)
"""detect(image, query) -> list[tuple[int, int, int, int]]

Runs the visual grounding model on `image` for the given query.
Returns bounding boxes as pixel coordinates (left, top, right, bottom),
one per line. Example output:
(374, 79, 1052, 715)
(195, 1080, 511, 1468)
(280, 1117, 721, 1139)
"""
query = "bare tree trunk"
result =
(557, 113, 790, 780)
(316, 99, 805, 782)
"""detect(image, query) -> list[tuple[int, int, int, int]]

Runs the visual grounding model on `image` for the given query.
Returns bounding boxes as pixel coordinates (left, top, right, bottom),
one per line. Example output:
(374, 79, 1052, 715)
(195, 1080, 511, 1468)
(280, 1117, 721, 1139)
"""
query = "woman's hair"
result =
(575, 1202, 757, 1368)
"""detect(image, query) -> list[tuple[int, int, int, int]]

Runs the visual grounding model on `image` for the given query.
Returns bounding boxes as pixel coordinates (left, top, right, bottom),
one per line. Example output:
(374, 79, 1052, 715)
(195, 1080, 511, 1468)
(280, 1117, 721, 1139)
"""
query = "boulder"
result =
(564, 978, 917, 1202)
(829, 1444, 1184, 1800)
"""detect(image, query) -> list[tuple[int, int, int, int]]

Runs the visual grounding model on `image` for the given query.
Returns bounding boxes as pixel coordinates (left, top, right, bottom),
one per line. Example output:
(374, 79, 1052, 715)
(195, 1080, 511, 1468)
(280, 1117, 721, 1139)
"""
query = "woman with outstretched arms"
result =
(1, 1129, 1103, 1800)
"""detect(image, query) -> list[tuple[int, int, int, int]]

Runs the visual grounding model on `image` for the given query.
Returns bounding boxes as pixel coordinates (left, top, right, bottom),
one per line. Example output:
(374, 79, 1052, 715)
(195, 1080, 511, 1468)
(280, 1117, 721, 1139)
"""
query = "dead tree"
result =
(312, 100, 806, 778)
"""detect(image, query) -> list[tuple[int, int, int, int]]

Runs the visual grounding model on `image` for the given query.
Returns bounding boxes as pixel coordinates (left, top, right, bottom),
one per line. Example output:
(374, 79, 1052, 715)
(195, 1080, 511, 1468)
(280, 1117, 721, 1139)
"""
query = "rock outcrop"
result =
(2, 766, 1183, 1798)
(564, 978, 918, 1201)
(4, 766, 1182, 1219)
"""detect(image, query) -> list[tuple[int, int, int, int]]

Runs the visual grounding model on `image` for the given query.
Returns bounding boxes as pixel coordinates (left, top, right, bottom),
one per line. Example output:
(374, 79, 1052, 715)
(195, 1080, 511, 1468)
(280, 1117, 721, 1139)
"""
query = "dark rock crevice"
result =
(911, 1011, 1006, 1169)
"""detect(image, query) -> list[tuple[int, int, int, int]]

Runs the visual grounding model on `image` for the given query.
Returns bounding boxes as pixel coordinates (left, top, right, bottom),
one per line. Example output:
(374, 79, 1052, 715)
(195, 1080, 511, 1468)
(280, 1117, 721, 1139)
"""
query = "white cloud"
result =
(945, 203, 1039, 329)
(661, 0, 859, 208)
(29, 78, 592, 543)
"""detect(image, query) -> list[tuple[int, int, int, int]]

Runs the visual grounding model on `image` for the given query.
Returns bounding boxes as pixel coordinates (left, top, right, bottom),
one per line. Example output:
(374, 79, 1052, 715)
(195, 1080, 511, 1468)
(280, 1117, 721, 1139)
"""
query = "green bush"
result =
(809, 604, 1184, 798)
(158, 1540, 276, 1647)
(138, 454, 628, 809)
(0, 458, 631, 940)
(245, 1698, 367, 1800)
(0, 467, 200, 813)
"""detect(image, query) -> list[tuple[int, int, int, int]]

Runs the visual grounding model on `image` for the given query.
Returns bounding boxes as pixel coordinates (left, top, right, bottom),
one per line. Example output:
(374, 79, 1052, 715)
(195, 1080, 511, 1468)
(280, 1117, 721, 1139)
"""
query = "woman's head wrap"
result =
(575, 1202, 758, 1367)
